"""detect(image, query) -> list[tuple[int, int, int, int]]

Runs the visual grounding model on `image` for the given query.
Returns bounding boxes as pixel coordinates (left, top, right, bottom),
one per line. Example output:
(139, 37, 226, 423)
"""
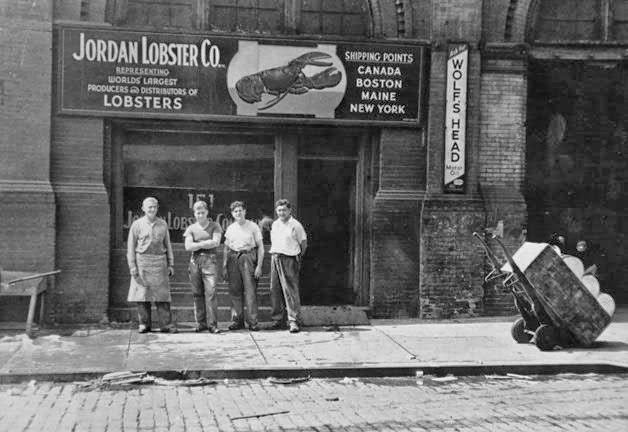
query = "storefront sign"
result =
(444, 44, 468, 193)
(58, 26, 425, 126)
(123, 187, 273, 243)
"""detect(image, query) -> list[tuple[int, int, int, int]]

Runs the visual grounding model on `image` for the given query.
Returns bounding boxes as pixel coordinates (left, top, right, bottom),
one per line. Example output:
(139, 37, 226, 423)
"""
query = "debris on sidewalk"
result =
(339, 377, 359, 384)
(324, 325, 340, 332)
(268, 376, 311, 385)
(324, 396, 340, 402)
(153, 377, 217, 387)
(506, 373, 533, 380)
(484, 374, 513, 380)
(230, 410, 290, 421)
(74, 371, 216, 391)
(484, 373, 534, 380)
(429, 375, 457, 382)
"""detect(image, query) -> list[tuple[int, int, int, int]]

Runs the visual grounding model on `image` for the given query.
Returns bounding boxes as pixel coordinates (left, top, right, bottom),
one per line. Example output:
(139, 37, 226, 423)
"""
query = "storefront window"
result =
(123, 0, 198, 28)
(120, 131, 274, 244)
(300, 0, 370, 36)
(111, 0, 370, 36)
(531, 0, 628, 42)
(207, 0, 285, 33)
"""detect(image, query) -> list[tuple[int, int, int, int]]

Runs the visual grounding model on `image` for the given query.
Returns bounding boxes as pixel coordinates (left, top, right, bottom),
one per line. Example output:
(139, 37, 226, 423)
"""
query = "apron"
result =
(127, 254, 172, 302)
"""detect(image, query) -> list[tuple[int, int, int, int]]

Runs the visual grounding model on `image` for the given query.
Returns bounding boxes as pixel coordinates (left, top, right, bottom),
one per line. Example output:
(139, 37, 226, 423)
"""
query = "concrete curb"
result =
(1, 362, 627, 384)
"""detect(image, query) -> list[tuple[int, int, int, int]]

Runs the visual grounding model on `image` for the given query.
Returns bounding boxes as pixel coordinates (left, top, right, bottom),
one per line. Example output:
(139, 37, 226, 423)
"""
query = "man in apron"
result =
(127, 197, 178, 333)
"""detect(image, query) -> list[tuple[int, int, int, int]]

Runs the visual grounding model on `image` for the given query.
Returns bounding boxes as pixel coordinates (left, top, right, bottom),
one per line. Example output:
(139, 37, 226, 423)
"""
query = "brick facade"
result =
(50, 117, 110, 323)
(0, 1, 56, 320)
(5, 0, 596, 323)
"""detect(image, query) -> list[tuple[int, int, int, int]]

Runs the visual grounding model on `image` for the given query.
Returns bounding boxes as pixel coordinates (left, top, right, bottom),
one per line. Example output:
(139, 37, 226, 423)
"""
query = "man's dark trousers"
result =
(188, 252, 219, 329)
(226, 249, 258, 327)
(270, 253, 301, 325)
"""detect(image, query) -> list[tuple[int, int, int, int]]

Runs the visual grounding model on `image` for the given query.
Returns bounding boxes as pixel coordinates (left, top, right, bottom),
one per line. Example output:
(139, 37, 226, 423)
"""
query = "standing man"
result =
(269, 199, 307, 333)
(184, 200, 223, 333)
(222, 201, 264, 331)
(127, 197, 177, 333)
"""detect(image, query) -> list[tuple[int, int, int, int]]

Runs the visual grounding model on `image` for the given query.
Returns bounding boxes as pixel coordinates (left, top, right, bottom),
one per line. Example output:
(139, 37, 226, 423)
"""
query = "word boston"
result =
(58, 25, 426, 125)
(335, 43, 424, 123)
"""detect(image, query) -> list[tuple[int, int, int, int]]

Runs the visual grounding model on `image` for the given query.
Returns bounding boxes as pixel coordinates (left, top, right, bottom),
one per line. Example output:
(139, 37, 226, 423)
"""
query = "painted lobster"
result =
(235, 51, 342, 110)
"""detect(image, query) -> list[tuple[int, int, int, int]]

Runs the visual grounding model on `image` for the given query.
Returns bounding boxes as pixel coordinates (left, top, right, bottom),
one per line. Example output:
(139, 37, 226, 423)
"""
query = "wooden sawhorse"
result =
(0, 270, 61, 337)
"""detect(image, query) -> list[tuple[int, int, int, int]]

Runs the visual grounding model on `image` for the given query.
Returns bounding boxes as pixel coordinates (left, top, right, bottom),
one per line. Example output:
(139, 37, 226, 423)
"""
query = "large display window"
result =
(114, 129, 274, 245)
(107, 122, 373, 318)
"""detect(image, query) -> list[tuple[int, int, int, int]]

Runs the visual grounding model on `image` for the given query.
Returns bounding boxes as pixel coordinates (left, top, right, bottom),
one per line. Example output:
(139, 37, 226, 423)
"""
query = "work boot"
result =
(195, 324, 209, 332)
(208, 326, 222, 334)
(289, 322, 300, 333)
(228, 321, 244, 331)
(159, 325, 179, 334)
(268, 321, 287, 330)
(138, 324, 150, 333)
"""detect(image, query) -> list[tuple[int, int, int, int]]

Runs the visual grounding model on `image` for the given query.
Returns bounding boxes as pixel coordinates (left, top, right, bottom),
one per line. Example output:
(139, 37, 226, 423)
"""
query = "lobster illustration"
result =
(235, 51, 342, 110)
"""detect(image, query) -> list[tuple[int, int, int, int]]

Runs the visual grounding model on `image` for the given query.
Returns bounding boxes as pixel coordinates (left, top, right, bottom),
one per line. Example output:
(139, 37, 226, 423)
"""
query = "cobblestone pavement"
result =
(0, 374, 626, 432)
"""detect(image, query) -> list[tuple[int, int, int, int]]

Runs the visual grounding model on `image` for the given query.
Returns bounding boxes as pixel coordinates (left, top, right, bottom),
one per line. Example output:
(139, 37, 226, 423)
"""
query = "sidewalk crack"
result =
(124, 322, 133, 368)
(373, 326, 418, 358)
(249, 333, 268, 364)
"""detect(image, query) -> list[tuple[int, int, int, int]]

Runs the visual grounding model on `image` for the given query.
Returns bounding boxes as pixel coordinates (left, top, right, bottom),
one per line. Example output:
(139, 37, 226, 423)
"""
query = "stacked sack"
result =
(553, 246, 616, 318)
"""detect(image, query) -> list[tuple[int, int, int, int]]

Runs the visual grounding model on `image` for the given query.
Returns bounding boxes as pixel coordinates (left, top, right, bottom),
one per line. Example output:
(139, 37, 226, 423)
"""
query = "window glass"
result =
(207, 0, 285, 33)
(301, 0, 369, 36)
(613, 1, 628, 39)
(124, 0, 197, 28)
(122, 132, 274, 243)
(532, 0, 599, 41)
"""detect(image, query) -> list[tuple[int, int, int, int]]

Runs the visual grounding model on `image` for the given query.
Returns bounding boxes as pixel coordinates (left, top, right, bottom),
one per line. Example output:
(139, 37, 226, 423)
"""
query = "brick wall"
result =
(50, 117, 110, 324)
(415, 0, 500, 318)
(0, 1, 56, 321)
(370, 128, 425, 318)
(477, 61, 528, 314)
(420, 200, 486, 318)
(431, 0, 483, 42)
(479, 73, 526, 186)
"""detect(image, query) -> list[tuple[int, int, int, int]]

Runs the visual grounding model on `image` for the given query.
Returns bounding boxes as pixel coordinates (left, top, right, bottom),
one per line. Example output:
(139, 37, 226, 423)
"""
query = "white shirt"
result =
(269, 217, 307, 256)
(225, 220, 262, 251)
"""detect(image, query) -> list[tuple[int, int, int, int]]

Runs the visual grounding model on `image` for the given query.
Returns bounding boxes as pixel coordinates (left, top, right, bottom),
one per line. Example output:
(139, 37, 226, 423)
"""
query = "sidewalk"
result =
(1, 310, 627, 383)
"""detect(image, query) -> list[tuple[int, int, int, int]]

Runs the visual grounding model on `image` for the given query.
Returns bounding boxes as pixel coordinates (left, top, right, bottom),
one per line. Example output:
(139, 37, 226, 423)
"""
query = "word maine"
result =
(71, 32, 221, 67)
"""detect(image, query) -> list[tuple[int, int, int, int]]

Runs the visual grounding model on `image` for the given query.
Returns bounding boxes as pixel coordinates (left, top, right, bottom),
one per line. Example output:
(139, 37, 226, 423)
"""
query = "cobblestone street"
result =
(1, 374, 626, 432)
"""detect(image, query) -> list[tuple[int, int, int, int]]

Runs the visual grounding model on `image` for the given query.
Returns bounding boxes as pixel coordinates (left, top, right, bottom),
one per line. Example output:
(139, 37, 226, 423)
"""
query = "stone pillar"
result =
(49, 117, 110, 323)
(477, 43, 529, 315)
(47, 0, 110, 323)
(371, 129, 426, 318)
(418, 0, 487, 319)
(0, 1, 55, 321)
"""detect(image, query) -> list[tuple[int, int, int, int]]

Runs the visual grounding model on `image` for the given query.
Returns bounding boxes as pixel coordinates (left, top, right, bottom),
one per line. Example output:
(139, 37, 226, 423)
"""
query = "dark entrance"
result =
(297, 143, 358, 305)
(526, 60, 628, 304)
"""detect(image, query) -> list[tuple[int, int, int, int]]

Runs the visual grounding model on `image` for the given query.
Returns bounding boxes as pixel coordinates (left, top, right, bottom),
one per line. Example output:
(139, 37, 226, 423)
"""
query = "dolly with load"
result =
(473, 232, 614, 351)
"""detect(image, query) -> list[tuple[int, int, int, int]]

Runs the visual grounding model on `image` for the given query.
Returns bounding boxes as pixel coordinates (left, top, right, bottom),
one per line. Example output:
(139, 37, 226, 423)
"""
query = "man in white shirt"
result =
(268, 199, 307, 333)
(222, 201, 264, 331)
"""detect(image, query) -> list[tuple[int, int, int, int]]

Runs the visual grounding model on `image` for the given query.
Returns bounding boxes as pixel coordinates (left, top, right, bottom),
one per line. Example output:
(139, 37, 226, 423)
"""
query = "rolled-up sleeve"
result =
(165, 227, 174, 267)
(127, 223, 138, 271)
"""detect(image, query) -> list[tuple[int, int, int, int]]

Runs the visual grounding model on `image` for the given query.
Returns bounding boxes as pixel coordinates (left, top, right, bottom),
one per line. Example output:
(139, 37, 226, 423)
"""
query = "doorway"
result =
(298, 159, 356, 305)
(295, 136, 361, 306)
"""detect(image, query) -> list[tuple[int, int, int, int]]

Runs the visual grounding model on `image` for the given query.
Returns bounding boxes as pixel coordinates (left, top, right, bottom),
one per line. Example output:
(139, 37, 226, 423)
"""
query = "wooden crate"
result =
(503, 243, 611, 346)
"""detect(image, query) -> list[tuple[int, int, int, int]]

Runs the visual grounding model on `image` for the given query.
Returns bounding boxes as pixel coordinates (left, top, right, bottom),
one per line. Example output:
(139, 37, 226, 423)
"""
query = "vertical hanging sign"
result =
(444, 44, 468, 193)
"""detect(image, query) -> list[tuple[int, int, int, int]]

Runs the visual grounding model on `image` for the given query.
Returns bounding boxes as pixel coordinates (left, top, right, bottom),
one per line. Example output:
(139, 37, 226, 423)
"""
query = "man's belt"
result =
(228, 247, 256, 255)
(194, 249, 217, 255)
